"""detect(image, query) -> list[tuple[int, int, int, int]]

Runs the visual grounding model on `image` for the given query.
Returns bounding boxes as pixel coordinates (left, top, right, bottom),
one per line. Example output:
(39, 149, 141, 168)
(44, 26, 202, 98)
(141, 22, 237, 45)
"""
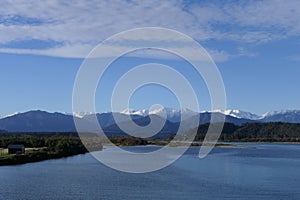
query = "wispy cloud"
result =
(0, 0, 299, 60)
(287, 55, 300, 61)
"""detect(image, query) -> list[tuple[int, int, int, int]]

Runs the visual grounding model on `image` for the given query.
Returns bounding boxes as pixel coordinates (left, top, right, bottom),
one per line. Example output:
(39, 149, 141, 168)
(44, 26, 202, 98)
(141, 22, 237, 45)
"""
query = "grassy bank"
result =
(0, 137, 102, 166)
(1, 126, 300, 166)
(0, 135, 152, 166)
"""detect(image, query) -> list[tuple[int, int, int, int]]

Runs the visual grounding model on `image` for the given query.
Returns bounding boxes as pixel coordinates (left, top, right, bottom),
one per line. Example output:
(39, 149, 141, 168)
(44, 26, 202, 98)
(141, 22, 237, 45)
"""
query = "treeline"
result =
(109, 137, 149, 146)
(0, 132, 79, 138)
(0, 137, 86, 152)
(0, 137, 91, 166)
(186, 122, 300, 142)
(0, 134, 153, 166)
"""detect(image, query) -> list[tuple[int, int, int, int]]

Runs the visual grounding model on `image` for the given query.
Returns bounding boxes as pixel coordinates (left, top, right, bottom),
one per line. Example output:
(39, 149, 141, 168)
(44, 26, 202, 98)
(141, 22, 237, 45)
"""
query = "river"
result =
(0, 144, 299, 200)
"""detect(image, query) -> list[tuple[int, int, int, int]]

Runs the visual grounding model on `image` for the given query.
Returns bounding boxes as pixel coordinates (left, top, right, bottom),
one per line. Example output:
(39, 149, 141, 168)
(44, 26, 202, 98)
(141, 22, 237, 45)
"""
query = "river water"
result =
(0, 144, 299, 200)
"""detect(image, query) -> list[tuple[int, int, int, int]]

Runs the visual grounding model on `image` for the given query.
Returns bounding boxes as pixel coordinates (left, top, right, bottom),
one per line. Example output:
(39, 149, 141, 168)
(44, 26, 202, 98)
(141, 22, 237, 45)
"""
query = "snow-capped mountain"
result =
(260, 110, 300, 123)
(121, 108, 149, 116)
(262, 110, 300, 118)
(121, 107, 198, 123)
(121, 108, 300, 123)
(72, 111, 96, 118)
(1, 109, 300, 133)
(212, 109, 261, 120)
(0, 112, 21, 119)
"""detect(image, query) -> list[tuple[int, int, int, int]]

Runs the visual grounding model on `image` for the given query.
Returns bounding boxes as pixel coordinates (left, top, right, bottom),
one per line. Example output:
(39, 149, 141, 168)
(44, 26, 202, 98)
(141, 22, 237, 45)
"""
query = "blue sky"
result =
(0, 0, 300, 116)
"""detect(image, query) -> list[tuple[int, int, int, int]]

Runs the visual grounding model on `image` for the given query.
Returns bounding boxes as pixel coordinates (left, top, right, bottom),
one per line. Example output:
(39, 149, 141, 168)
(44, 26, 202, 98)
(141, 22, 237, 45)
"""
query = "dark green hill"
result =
(186, 122, 300, 142)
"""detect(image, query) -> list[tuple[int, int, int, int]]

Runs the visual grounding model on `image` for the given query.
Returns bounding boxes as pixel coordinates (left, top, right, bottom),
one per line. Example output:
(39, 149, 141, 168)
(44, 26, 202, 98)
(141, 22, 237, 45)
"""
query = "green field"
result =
(0, 148, 8, 158)
(0, 138, 96, 166)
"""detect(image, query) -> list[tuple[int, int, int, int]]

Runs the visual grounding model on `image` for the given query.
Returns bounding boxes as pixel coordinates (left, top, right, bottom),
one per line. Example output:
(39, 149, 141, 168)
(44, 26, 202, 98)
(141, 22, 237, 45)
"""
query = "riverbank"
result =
(2, 134, 299, 166)
(146, 141, 254, 148)
(0, 137, 102, 166)
(0, 148, 89, 166)
(2, 143, 299, 200)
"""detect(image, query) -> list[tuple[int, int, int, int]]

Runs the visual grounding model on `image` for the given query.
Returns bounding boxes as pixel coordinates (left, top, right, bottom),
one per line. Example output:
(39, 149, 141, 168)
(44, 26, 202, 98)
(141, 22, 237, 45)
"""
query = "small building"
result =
(0, 148, 5, 156)
(8, 144, 25, 154)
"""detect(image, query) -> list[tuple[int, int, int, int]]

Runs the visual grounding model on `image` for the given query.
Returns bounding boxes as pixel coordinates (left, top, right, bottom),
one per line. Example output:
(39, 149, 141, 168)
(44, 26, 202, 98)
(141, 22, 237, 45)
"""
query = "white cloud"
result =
(225, 0, 300, 31)
(0, 0, 299, 59)
(287, 55, 300, 61)
(0, 42, 229, 62)
(0, 43, 94, 58)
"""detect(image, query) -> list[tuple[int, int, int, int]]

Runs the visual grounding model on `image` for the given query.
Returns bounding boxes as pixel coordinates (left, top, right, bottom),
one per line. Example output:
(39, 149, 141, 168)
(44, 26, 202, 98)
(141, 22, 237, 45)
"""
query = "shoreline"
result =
(0, 151, 89, 167)
(0, 149, 90, 166)
(1, 141, 299, 167)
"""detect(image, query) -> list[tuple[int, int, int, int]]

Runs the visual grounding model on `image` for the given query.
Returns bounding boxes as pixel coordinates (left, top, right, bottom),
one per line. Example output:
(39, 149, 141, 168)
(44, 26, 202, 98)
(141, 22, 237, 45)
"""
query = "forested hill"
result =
(186, 122, 300, 142)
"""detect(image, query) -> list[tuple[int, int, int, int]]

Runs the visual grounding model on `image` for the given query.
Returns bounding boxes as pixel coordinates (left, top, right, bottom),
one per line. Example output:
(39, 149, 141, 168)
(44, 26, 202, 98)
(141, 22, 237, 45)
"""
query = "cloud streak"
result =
(0, 0, 299, 60)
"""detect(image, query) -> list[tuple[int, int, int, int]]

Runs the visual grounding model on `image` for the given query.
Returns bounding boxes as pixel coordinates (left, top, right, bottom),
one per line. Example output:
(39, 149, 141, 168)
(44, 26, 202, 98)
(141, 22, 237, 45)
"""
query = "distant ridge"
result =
(0, 110, 78, 132)
(260, 110, 300, 123)
(0, 109, 300, 133)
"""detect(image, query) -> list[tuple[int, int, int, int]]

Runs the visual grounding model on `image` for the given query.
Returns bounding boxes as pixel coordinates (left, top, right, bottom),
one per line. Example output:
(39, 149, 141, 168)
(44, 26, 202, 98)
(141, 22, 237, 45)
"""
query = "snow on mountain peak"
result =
(120, 108, 149, 116)
(212, 109, 260, 120)
(120, 107, 198, 122)
(149, 107, 177, 116)
(0, 112, 21, 119)
(262, 110, 300, 118)
(72, 112, 95, 118)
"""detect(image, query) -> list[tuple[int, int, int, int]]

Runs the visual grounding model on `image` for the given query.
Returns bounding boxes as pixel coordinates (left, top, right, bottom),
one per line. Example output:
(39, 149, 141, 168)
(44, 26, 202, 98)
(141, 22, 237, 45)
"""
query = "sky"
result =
(0, 0, 300, 116)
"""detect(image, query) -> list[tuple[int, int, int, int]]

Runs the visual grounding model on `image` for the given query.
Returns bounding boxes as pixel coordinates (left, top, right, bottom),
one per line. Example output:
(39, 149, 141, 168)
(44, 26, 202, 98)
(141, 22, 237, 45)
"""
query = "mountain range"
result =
(0, 108, 300, 135)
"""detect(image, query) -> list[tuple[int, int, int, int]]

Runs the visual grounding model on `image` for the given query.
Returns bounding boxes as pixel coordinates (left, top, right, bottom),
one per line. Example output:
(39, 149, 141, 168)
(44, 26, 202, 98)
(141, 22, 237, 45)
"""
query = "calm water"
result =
(0, 144, 300, 200)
